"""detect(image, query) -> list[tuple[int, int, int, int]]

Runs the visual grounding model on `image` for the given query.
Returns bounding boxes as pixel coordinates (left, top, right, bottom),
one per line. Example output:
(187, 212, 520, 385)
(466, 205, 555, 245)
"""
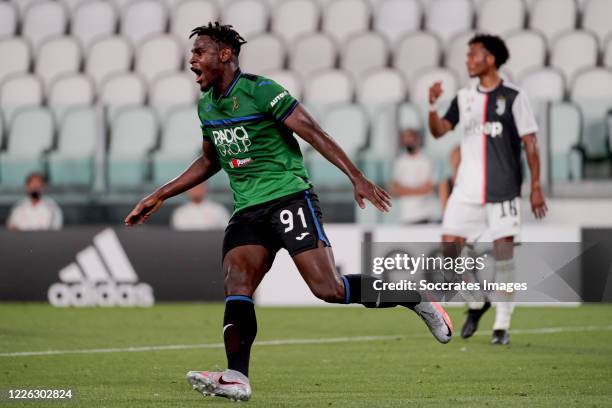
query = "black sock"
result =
(342, 274, 420, 308)
(223, 295, 257, 377)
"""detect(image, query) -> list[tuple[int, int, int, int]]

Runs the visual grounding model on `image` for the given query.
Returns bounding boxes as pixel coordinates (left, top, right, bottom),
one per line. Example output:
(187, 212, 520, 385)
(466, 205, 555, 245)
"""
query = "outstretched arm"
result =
(284, 104, 391, 212)
(522, 133, 547, 219)
(124, 140, 221, 225)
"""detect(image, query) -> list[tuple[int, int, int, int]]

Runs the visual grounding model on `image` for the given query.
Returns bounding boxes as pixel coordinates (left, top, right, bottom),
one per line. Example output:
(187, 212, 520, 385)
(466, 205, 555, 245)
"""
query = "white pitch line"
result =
(2, 325, 612, 358)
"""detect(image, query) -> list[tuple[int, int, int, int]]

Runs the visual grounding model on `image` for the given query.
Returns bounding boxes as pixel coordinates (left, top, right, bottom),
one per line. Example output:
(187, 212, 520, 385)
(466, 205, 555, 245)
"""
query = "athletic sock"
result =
(223, 295, 257, 377)
(492, 259, 516, 330)
(341, 274, 421, 308)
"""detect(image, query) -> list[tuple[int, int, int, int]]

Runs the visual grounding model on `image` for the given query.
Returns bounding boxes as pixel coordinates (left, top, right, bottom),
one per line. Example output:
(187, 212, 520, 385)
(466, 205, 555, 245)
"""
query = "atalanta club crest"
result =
(496, 96, 506, 115)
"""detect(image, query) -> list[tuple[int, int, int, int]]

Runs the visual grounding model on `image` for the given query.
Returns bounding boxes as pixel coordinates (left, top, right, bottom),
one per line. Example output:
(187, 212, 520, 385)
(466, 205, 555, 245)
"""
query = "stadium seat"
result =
(109, 0, 132, 12)
(372, 0, 422, 45)
(0, 107, 53, 186)
(549, 102, 583, 181)
(289, 33, 337, 79)
(444, 30, 474, 86)
(304, 69, 354, 105)
(504, 30, 546, 80)
(476, 0, 525, 36)
(0, 2, 18, 38)
(22, 1, 68, 51)
(221, 0, 269, 39)
(570, 68, 612, 160)
(120, 0, 168, 46)
(239, 34, 285, 75)
(271, 0, 320, 44)
(357, 68, 406, 105)
(35, 36, 81, 90)
(135, 34, 183, 86)
(411, 67, 458, 104)
(393, 32, 441, 86)
(604, 37, 612, 69)
(152, 105, 203, 185)
(528, 0, 576, 44)
(47, 74, 95, 121)
(425, 0, 473, 45)
(170, 0, 218, 44)
(582, 0, 612, 47)
(262, 69, 303, 100)
(322, 0, 370, 44)
(71, 0, 117, 49)
(48, 107, 97, 186)
(308, 103, 368, 186)
(99, 73, 147, 121)
(12, 0, 44, 18)
(519, 68, 565, 102)
(58, 0, 89, 13)
(85, 36, 133, 89)
(108, 106, 159, 187)
(0, 38, 30, 83)
(150, 72, 198, 120)
(551, 30, 598, 86)
(341, 32, 389, 81)
(0, 74, 44, 125)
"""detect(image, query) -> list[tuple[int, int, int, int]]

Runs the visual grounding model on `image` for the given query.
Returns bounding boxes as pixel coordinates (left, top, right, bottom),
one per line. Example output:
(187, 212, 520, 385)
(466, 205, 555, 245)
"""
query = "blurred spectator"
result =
(439, 145, 461, 214)
(389, 129, 435, 224)
(171, 181, 230, 230)
(6, 172, 63, 230)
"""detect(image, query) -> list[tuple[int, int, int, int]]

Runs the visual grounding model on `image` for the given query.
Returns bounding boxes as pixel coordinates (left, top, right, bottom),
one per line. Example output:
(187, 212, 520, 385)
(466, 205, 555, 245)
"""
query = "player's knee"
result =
(311, 282, 344, 303)
(223, 265, 256, 296)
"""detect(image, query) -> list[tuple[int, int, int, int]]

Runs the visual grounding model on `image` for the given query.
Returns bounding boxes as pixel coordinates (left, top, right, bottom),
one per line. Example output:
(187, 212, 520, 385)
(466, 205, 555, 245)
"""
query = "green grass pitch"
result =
(1, 303, 611, 407)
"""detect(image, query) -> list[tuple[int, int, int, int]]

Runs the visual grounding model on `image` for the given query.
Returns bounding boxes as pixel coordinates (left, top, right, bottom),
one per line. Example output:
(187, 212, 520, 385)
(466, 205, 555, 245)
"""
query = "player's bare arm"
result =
(124, 140, 221, 225)
(284, 104, 391, 212)
(522, 133, 548, 219)
(428, 82, 453, 138)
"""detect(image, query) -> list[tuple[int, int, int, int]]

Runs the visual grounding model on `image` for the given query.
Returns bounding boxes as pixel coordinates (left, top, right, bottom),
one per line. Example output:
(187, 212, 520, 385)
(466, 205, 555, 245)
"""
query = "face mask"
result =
(28, 190, 41, 200)
(406, 146, 417, 154)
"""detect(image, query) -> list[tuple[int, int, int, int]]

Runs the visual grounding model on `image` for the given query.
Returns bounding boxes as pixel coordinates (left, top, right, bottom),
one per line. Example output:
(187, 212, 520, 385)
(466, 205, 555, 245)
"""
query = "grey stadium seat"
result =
(0, 107, 53, 186)
(85, 36, 133, 89)
(221, 0, 269, 39)
(99, 73, 147, 121)
(393, 32, 441, 87)
(271, 0, 320, 44)
(35, 36, 81, 90)
(373, 0, 422, 45)
(135, 34, 183, 86)
(425, 0, 473, 46)
(476, 0, 525, 36)
(48, 107, 97, 186)
(239, 34, 285, 75)
(22, 1, 68, 51)
(519, 68, 565, 103)
(150, 72, 198, 120)
(120, 0, 168, 46)
(570, 68, 612, 159)
(551, 30, 598, 86)
(504, 30, 546, 81)
(582, 0, 612, 47)
(549, 102, 583, 181)
(304, 69, 354, 105)
(0, 38, 30, 83)
(341, 32, 389, 81)
(262, 69, 303, 100)
(0, 2, 18, 38)
(0, 74, 43, 125)
(528, 0, 576, 44)
(289, 33, 337, 80)
(47, 74, 95, 121)
(108, 107, 159, 187)
(71, 0, 117, 49)
(322, 0, 371, 44)
(444, 31, 474, 86)
(171, 0, 218, 45)
(357, 68, 406, 105)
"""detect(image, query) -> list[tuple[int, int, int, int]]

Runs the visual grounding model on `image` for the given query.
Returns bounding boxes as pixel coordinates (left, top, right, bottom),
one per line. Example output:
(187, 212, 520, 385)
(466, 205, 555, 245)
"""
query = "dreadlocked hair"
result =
(189, 22, 247, 56)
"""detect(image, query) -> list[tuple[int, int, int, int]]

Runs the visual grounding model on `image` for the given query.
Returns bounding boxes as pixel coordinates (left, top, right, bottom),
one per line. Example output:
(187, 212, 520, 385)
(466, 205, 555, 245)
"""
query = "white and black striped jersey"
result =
(443, 81, 538, 204)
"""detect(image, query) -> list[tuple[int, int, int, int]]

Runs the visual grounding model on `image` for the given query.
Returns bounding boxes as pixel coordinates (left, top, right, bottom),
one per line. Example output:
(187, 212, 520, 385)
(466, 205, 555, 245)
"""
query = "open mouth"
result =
(191, 67, 204, 83)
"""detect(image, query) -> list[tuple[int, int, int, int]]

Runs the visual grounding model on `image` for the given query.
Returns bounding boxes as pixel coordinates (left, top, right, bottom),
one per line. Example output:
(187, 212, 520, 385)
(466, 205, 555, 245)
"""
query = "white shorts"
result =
(442, 193, 521, 241)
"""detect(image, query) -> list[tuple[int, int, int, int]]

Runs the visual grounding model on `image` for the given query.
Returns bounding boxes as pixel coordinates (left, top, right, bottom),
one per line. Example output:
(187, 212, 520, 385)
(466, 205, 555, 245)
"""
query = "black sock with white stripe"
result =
(223, 295, 257, 377)
(342, 274, 421, 308)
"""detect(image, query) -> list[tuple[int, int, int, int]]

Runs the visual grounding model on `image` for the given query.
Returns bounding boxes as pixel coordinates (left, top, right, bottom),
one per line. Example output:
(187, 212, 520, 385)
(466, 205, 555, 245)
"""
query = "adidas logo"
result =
(47, 228, 155, 307)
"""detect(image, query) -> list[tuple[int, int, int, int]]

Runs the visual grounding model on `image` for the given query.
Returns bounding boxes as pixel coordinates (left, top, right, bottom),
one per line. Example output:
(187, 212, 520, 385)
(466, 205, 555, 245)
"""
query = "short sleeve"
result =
(254, 78, 299, 122)
(512, 90, 539, 136)
(442, 96, 460, 129)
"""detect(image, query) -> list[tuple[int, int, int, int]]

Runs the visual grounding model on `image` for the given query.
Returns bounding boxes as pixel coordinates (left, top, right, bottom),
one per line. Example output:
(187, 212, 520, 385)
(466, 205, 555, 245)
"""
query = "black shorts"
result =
(222, 188, 331, 260)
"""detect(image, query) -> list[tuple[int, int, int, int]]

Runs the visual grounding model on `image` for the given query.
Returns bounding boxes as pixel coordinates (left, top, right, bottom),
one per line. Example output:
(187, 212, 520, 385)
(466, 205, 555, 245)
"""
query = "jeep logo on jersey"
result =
(212, 126, 252, 157)
(270, 90, 288, 107)
(465, 120, 504, 138)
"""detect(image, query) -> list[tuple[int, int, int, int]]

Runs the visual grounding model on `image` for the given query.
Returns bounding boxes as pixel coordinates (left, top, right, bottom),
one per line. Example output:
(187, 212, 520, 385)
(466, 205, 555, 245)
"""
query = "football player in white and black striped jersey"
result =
(428, 34, 548, 345)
